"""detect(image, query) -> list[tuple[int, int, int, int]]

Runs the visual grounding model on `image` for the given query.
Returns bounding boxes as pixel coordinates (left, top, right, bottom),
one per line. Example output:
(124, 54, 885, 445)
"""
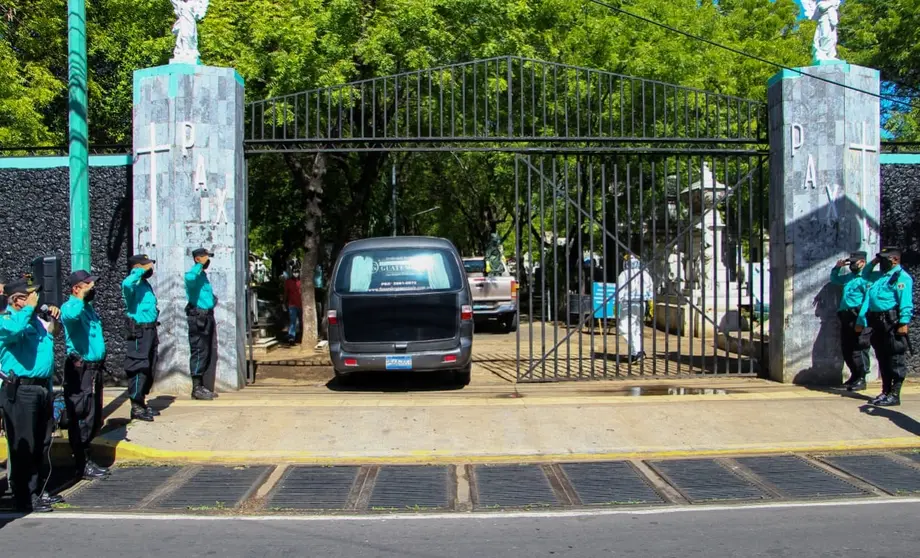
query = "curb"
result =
(4, 436, 913, 466)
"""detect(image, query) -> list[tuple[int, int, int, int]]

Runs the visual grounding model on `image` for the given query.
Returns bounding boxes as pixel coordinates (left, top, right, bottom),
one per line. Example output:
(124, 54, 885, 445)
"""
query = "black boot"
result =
(191, 376, 215, 400)
(876, 381, 902, 407)
(27, 494, 53, 513)
(131, 401, 154, 422)
(40, 492, 64, 506)
(145, 405, 161, 416)
(846, 375, 867, 392)
(82, 462, 108, 480)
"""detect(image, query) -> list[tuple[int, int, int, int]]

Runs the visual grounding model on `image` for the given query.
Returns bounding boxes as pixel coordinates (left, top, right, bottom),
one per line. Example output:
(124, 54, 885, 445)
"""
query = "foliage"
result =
(840, 0, 920, 140)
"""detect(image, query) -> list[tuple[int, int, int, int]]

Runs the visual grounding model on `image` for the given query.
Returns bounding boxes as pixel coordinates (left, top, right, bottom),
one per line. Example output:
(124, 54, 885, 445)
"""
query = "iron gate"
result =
(244, 56, 769, 382)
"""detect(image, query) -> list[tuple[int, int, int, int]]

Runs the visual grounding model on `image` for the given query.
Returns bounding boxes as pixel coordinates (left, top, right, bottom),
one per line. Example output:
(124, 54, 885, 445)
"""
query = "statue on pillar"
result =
(170, 0, 209, 64)
(802, 0, 840, 62)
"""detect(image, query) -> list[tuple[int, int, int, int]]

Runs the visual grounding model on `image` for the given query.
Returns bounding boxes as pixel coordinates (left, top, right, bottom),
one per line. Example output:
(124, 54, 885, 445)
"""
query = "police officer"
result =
(858, 247, 914, 406)
(184, 248, 218, 401)
(831, 251, 873, 391)
(122, 254, 159, 421)
(60, 270, 110, 480)
(0, 278, 60, 512)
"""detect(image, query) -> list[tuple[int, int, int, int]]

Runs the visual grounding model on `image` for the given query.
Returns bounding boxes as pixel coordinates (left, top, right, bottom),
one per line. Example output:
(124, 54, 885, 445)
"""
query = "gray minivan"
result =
(326, 237, 474, 385)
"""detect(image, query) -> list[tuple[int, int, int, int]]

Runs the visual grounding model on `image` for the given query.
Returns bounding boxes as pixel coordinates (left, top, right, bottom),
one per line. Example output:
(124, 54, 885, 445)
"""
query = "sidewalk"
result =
(5, 377, 915, 465)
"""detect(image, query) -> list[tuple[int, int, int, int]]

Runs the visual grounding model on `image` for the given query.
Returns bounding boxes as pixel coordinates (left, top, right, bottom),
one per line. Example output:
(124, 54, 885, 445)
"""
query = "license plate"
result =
(473, 304, 490, 310)
(385, 355, 412, 370)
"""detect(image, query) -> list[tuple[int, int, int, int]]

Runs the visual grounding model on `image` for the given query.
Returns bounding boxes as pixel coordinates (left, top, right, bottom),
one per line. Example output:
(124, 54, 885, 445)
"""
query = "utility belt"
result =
(185, 304, 215, 317)
(186, 304, 215, 335)
(3, 372, 51, 404)
(865, 308, 900, 329)
(124, 317, 159, 340)
(67, 354, 106, 370)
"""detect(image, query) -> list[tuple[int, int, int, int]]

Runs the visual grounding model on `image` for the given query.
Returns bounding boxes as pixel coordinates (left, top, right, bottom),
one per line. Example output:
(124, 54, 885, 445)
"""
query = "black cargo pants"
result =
(64, 356, 105, 469)
(0, 380, 53, 508)
(867, 310, 909, 394)
(124, 324, 158, 405)
(838, 309, 871, 380)
(186, 306, 215, 378)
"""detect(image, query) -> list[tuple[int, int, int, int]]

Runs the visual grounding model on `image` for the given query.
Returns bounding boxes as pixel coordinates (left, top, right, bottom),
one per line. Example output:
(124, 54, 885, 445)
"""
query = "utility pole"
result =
(68, 0, 90, 271)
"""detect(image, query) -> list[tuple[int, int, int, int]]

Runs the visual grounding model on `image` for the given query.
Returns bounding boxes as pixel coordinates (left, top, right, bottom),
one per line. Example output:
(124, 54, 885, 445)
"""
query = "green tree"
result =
(840, 0, 920, 140)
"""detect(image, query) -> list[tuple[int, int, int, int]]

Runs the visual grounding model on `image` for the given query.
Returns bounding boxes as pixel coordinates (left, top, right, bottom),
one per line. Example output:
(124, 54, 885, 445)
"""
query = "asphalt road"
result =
(2, 500, 919, 557)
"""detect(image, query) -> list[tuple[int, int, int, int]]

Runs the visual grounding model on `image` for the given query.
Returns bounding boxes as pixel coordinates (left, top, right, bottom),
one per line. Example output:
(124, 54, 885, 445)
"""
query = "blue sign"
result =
(592, 282, 616, 319)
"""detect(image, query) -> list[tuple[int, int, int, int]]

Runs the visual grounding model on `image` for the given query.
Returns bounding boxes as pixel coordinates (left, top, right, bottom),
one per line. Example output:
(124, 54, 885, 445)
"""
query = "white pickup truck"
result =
(463, 257, 519, 333)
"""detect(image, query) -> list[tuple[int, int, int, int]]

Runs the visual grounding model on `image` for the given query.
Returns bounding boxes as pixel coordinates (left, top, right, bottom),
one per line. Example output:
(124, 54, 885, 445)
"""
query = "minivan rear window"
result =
(334, 248, 463, 294)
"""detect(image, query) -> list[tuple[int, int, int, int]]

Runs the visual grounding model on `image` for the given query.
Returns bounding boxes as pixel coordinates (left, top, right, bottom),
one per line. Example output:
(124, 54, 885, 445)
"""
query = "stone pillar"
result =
(132, 64, 247, 392)
(767, 63, 881, 384)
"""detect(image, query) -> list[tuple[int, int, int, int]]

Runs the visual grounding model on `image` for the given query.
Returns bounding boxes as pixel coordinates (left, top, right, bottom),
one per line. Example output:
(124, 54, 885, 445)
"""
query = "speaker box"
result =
(31, 255, 64, 308)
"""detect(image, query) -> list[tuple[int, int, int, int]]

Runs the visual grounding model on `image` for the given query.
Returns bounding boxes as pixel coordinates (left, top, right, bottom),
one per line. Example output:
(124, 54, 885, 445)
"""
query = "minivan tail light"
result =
(327, 310, 338, 325)
(442, 355, 458, 364)
(511, 280, 518, 299)
(461, 305, 473, 321)
(343, 357, 358, 367)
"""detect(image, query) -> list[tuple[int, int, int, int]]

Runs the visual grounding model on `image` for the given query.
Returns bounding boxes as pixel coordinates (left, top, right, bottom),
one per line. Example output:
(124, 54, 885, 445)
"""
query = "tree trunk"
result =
(285, 152, 327, 348)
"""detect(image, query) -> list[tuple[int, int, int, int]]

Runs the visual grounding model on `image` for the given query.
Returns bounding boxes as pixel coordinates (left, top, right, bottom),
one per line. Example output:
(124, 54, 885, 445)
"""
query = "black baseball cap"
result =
(878, 247, 902, 259)
(192, 248, 214, 259)
(4, 278, 39, 296)
(128, 254, 156, 266)
(69, 270, 99, 286)
(849, 251, 868, 261)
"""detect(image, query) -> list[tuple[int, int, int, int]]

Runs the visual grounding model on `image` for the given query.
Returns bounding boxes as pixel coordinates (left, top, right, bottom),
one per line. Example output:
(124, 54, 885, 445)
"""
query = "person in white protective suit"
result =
(616, 255, 654, 362)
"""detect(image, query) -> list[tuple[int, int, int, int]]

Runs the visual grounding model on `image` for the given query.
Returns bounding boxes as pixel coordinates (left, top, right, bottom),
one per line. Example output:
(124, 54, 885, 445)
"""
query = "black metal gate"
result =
(244, 56, 769, 382)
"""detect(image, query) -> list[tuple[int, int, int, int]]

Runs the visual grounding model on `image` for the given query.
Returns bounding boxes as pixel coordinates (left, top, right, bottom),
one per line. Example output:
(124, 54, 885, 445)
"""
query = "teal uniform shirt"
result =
(122, 267, 159, 324)
(830, 266, 872, 311)
(857, 263, 915, 327)
(0, 306, 55, 380)
(61, 296, 107, 362)
(184, 263, 215, 310)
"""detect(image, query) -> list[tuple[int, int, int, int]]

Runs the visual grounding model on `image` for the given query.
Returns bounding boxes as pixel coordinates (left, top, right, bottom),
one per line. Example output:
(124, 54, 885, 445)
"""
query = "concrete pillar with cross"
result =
(132, 63, 248, 393)
(766, 62, 881, 385)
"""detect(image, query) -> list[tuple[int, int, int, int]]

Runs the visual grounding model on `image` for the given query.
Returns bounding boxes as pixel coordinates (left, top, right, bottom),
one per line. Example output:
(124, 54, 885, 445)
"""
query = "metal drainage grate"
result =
(155, 466, 269, 510)
(68, 466, 181, 509)
(735, 456, 866, 499)
(269, 466, 359, 510)
(474, 465, 559, 509)
(650, 459, 766, 503)
(369, 466, 450, 511)
(824, 454, 920, 495)
(561, 462, 664, 506)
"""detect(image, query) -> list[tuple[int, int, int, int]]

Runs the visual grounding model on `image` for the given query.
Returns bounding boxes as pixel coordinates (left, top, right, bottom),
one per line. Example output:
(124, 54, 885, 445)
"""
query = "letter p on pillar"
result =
(791, 124, 804, 158)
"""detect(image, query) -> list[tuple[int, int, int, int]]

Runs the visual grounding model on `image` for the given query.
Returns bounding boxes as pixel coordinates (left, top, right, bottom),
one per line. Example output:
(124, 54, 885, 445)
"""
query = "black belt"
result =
(67, 355, 105, 369)
(16, 377, 50, 387)
(187, 307, 214, 316)
(135, 321, 158, 330)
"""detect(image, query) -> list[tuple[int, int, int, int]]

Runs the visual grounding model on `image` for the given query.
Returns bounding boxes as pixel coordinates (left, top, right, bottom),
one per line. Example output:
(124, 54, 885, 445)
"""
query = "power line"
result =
(584, 0, 918, 111)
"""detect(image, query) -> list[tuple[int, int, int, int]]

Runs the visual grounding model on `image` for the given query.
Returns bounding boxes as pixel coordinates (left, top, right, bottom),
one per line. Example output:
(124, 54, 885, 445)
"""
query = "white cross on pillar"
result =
(849, 121, 878, 245)
(135, 122, 171, 245)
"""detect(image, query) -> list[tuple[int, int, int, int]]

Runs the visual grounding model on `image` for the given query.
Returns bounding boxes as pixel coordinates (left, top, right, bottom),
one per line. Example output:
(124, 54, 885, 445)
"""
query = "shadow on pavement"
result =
(802, 384, 876, 403)
(327, 370, 466, 392)
(860, 405, 920, 437)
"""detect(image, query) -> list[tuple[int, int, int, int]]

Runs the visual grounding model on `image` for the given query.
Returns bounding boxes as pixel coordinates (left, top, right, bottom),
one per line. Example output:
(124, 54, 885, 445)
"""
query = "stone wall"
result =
(0, 165, 132, 384)
(880, 163, 920, 372)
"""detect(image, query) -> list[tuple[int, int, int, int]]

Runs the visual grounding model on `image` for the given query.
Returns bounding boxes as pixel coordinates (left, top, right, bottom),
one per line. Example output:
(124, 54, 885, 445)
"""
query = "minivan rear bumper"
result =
(329, 340, 473, 374)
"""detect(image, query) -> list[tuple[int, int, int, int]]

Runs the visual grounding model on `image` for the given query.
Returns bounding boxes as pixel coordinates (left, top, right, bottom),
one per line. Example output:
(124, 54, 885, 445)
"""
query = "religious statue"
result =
(802, 0, 840, 62)
(170, 0, 209, 64)
(484, 233, 506, 276)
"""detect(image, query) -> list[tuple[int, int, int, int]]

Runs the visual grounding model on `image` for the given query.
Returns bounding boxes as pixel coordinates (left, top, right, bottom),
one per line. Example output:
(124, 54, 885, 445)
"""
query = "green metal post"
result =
(68, 0, 90, 271)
